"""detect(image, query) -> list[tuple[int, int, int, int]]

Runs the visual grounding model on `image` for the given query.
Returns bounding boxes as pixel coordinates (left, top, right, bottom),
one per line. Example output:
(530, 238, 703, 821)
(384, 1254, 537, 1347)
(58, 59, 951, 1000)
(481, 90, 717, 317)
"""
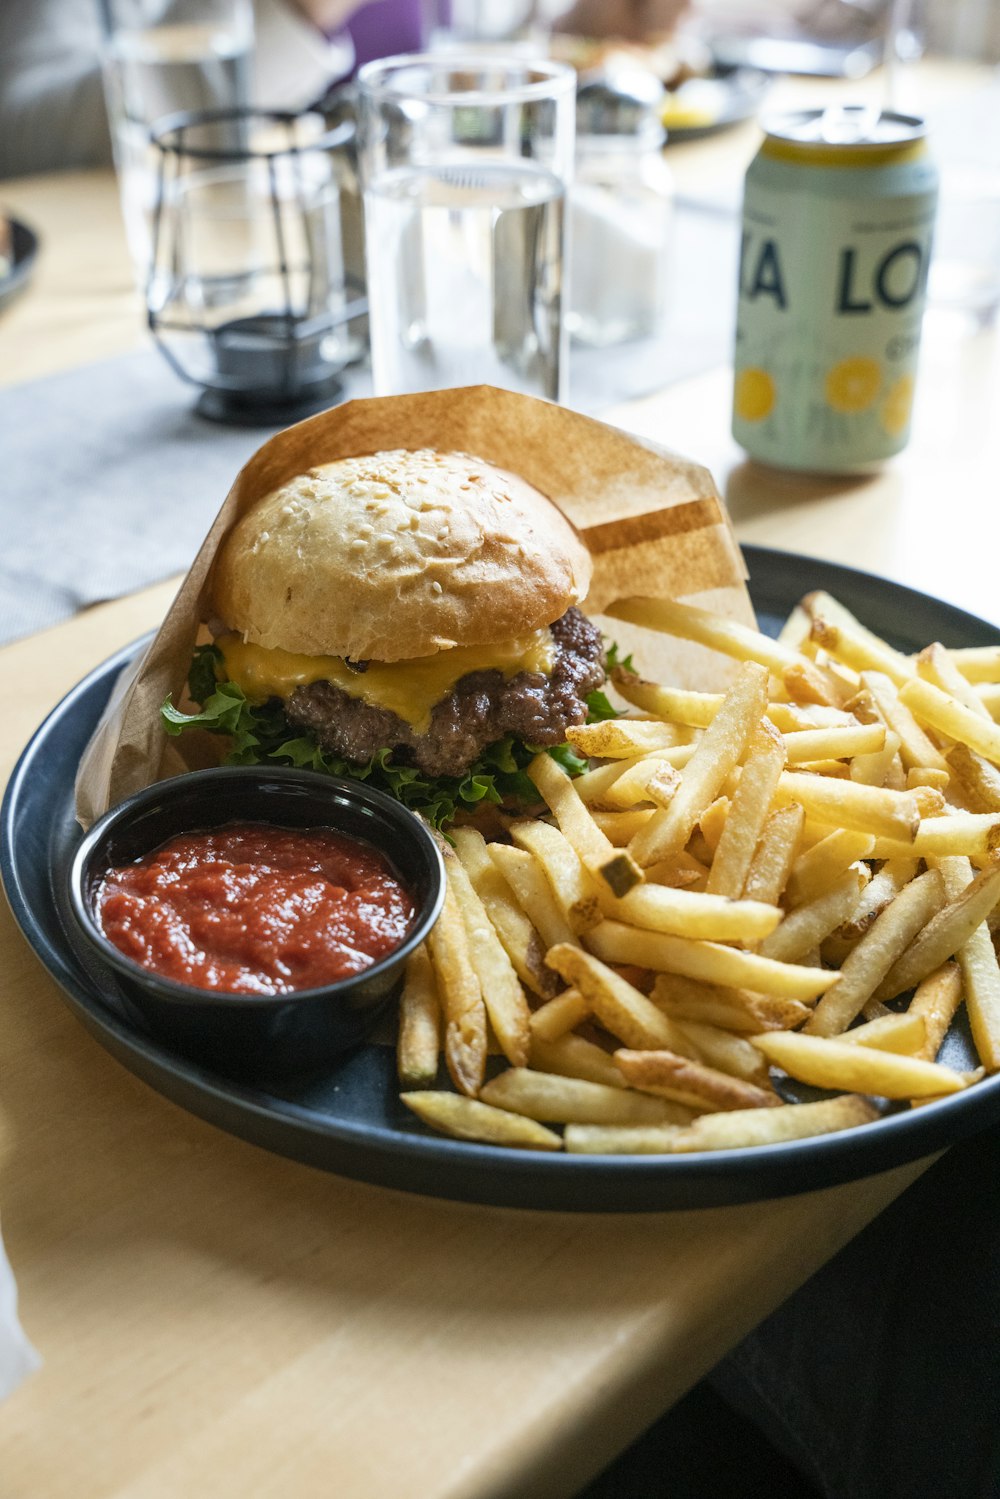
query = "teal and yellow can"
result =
(732, 108, 938, 473)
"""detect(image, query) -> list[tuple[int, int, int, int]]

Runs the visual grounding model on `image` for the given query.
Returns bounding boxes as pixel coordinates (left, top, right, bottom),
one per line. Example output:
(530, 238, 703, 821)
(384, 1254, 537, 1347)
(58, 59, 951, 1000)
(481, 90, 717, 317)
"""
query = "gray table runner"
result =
(0, 203, 739, 646)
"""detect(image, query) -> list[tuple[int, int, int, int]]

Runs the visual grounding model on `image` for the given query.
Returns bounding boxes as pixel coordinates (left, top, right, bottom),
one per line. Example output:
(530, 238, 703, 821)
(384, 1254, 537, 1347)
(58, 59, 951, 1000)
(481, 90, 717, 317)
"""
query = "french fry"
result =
(526, 752, 644, 897)
(509, 820, 602, 933)
(751, 1030, 967, 1098)
(782, 723, 886, 763)
(772, 771, 920, 842)
(695, 796, 731, 855)
(489, 843, 578, 952)
(776, 601, 812, 650)
(397, 944, 441, 1089)
(975, 683, 1000, 719)
(607, 757, 683, 812)
(803, 591, 915, 685)
(644, 850, 709, 888)
(529, 988, 589, 1042)
(670, 1019, 773, 1085)
(839, 1012, 926, 1054)
(672, 1095, 881, 1150)
(860, 670, 949, 773)
(927, 857, 1000, 1073)
(529, 1032, 629, 1089)
(706, 723, 786, 898)
(606, 595, 802, 677)
(651, 973, 812, 1033)
(479, 1068, 682, 1125)
(401, 1092, 562, 1150)
(908, 962, 963, 1062)
(906, 766, 951, 791)
(944, 743, 1000, 814)
(591, 808, 657, 846)
(900, 676, 1000, 764)
(563, 1124, 686, 1153)
(917, 642, 993, 720)
(565, 719, 683, 758)
(604, 880, 781, 943)
(614, 1048, 782, 1112)
(442, 844, 532, 1067)
(849, 729, 902, 788)
(839, 856, 920, 937)
(426, 880, 488, 1096)
(742, 803, 805, 905)
(452, 826, 558, 999)
(871, 864, 1000, 1003)
(587, 920, 839, 1001)
(628, 661, 770, 868)
(866, 812, 1000, 865)
(611, 672, 722, 727)
(948, 645, 1000, 684)
(809, 615, 915, 687)
(784, 828, 875, 907)
(545, 944, 699, 1054)
(805, 869, 946, 1036)
(758, 866, 869, 964)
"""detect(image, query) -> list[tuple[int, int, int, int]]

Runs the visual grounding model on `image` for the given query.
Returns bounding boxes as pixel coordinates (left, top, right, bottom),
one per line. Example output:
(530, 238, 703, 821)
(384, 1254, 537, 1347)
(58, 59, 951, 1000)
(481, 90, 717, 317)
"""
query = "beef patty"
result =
(285, 608, 606, 779)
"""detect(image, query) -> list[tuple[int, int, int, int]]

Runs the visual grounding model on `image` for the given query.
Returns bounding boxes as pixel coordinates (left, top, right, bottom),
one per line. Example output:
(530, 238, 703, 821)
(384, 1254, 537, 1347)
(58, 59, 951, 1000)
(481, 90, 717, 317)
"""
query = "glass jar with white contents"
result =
(570, 71, 674, 348)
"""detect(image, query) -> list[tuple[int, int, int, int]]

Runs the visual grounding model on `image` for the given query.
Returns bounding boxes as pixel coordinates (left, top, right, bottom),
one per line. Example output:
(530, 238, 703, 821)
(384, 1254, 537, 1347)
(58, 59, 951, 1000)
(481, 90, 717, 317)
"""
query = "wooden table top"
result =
(1, 63, 997, 1497)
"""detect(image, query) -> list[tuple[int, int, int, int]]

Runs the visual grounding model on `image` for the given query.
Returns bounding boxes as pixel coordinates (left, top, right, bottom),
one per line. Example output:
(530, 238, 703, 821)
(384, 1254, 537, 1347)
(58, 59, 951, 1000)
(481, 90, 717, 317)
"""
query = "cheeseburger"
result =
(164, 449, 608, 825)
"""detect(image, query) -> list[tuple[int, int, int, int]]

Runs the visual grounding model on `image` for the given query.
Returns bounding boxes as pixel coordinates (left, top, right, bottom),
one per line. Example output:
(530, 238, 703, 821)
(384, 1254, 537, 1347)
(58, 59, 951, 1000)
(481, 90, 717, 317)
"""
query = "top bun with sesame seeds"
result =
(212, 448, 593, 664)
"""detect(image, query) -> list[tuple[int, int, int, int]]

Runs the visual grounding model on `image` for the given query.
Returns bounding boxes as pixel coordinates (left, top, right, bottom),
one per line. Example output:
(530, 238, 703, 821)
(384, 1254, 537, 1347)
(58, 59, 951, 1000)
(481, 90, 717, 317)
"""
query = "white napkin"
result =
(0, 1223, 40, 1402)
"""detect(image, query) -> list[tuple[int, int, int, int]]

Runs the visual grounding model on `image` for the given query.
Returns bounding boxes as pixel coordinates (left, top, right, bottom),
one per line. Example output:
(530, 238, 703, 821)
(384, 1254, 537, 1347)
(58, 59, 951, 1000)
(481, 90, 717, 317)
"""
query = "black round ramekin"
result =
(67, 767, 444, 1077)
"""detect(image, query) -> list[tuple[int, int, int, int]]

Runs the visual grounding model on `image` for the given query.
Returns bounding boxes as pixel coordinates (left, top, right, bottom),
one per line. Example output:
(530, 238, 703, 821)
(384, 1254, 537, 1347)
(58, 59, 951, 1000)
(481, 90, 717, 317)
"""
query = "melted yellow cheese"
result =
(218, 630, 556, 734)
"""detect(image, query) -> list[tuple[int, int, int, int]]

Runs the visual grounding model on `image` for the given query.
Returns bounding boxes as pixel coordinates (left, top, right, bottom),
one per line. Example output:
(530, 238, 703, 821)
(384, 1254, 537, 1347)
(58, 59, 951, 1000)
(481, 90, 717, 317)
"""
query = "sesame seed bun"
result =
(211, 448, 593, 663)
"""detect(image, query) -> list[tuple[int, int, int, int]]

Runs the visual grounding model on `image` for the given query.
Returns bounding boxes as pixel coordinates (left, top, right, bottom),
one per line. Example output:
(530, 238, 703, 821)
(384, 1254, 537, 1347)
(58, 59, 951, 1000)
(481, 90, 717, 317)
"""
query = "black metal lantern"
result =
(147, 108, 367, 424)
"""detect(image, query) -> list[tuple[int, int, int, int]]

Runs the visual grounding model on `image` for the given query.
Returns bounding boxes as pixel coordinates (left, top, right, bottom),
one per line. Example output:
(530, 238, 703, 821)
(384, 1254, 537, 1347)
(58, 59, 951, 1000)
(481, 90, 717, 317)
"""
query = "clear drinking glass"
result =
(99, 0, 256, 283)
(357, 53, 575, 400)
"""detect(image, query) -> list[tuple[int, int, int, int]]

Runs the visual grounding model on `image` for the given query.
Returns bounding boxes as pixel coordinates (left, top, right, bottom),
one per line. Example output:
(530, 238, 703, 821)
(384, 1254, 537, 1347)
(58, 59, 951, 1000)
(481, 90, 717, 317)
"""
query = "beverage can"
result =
(732, 107, 938, 473)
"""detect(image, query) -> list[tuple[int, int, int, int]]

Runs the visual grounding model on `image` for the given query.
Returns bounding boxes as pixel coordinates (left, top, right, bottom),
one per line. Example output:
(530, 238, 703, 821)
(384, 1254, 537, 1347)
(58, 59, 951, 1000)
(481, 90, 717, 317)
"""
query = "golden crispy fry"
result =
(706, 723, 786, 898)
(529, 1031, 628, 1089)
(561, 1124, 690, 1153)
(604, 880, 781, 943)
(742, 803, 805, 905)
(587, 919, 838, 1001)
(527, 752, 645, 897)
(975, 683, 1000, 719)
(509, 820, 602, 934)
(669, 1095, 880, 1151)
(803, 592, 915, 685)
(695, 795, 731, 856)
(565, 718, 686, 758)
(849, 728, 902, 788)
(948, 645, 1000, 684)
(670, 1018, 772, 1085)
(860, 670, 949, 773)
(931, 857, 1000, 1073)
(866, 813, 1000, 865)
(917, 642, 992, 720)
(479, 1068, 681, 1125)
(592, 808, 657, 846)
(900, 676, 1000, 764)
(610, 671, 722, 727)
(529, 988, 589, 1042)
(644, 851, 709, 888)
(397, 944, 441, 1089)
(908, 962, 964, 1063)
(628, 661, 770, 869)
(840, 1012, 926, 1054)
(606, 595, 801, 677)
(443, 846, 532, 1067)
(872, 864, 1000, 1003)
(751, 1030, 967, 1098)
(759, 866, 869, 965)
(651, 973, 812, 1033)
(785, 828, 875, 907)
(401, 1091, 562, 1150)
(451, 826, 558, 1000)
(805, 870, 946, 1036)
(427, 880, 488, 1096)
(773, 771, 920, 842)
(906, 766, 951, 790)
(782, 723, 886, 763)
(838, 856, 920, 938)
(614, 1048, 781, 1112)
(488, 843, 579, 952)
(944, 743, 1000, 814)
(545, 943, 699, 1053)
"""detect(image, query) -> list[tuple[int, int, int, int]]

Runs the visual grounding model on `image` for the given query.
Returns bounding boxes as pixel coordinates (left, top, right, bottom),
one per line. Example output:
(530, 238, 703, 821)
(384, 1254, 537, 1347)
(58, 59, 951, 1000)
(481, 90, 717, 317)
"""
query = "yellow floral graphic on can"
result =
(824, 356, 882, 414)
(734, 367, 776, 422)
(880, 374, 915, 437)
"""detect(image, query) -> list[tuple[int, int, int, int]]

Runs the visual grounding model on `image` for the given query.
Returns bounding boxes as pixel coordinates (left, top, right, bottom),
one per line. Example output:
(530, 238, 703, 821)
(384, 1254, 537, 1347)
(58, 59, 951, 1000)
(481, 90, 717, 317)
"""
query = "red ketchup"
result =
(96, 823, 416, 995)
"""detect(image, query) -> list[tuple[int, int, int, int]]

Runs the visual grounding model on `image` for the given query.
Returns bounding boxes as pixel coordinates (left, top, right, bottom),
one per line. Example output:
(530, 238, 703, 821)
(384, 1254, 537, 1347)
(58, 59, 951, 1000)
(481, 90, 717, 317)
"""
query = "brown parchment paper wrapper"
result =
(75, 386, 753, 828)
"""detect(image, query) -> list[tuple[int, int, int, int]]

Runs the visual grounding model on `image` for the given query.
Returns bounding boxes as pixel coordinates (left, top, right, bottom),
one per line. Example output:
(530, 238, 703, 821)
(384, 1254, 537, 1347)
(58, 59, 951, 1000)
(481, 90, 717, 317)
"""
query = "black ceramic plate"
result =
(5, 546, 1000, 1212)
(662, 65, 771, 143)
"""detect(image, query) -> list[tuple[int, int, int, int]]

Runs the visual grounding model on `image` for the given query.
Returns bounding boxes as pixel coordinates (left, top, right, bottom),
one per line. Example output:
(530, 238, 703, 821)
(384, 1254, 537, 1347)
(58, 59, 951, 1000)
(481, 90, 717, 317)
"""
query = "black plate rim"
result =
(0, 215, 40, 310)
(4, 545, 1000, 1212)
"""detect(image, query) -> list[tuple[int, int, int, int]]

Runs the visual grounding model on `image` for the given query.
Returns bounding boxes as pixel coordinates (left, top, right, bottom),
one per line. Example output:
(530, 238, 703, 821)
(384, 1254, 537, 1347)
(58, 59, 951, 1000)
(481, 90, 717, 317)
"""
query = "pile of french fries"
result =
(398, 590, 1000, 1156)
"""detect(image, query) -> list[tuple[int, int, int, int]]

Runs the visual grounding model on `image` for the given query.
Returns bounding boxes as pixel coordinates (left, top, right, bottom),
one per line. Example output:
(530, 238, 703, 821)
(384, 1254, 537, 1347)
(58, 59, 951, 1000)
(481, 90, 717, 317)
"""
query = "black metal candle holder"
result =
(147, 108, 367, 425)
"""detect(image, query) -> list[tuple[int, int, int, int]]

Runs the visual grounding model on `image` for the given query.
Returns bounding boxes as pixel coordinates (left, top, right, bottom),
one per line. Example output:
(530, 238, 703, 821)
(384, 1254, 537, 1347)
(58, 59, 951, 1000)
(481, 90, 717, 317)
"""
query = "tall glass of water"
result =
(100, 0, 255, 284)
(357, 54, 575, 401)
